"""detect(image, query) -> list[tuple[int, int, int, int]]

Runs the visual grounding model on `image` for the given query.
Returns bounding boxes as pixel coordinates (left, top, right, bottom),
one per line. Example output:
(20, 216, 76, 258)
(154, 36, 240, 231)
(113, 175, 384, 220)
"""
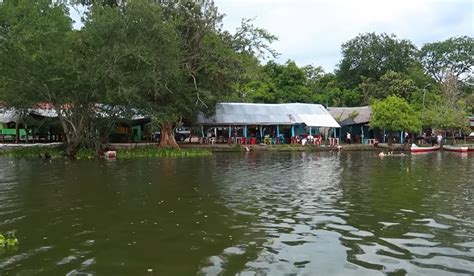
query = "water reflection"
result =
(0, 152, 473, 275)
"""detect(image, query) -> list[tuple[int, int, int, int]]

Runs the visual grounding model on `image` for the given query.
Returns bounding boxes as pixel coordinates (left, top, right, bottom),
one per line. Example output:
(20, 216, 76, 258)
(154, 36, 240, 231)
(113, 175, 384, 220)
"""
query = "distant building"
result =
(0, 104, 150, 143)
(197, 102, 340, 144)
(327, 106, 375, 144)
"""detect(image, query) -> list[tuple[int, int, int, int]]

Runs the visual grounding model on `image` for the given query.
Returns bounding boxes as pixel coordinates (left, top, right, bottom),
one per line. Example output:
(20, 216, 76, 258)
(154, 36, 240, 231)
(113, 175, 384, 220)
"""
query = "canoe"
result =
(442, 145, 468, 153)
(410, 145, 440, 153)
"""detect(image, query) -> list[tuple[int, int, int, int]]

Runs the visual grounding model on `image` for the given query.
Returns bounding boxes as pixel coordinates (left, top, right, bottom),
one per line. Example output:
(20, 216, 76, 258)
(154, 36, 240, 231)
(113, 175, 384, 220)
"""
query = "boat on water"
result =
(410, 144, 440, 153)
(442, 145, 469, 153)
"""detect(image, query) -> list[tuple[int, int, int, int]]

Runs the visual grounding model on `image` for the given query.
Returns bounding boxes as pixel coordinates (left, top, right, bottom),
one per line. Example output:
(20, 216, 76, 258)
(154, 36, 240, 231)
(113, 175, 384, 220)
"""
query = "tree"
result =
(82, 0, 184, 148)
(419, 36, 474, 83)
(423, 75, 470, 139)
(336, 33, 419, 89)
(370, 96, 421, 144)
(156, 0, 276, 147)
(262, 60, 311, 103)
(375, 71, 418, 100)
(0, 0, 109, 156)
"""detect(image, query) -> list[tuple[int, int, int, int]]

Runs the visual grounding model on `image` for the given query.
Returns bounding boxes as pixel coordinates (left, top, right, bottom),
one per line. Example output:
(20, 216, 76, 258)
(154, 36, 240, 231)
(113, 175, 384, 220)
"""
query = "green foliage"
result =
(377, 71, 418, 100)
(0, 0, 115, 156)
(419, 36, 474, 83)
(116, 147, 211, 158)
(0, 145, 211, 159)
(422, 75, 470, 132)
(423, 103, 469, 132)
(0, 146, 63, 158)
(1, 0, 277, 152)
(0, 231, 19, 248)
(336, 33, 419, 89)
(370, 95, 421, 133)
(224, 18, 279, 60)
(83, 0, 183, 119)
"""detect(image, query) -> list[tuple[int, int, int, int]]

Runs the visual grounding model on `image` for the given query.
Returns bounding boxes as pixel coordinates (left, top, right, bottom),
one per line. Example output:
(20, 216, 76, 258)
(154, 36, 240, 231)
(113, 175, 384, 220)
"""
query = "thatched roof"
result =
(327, 106, 372, 126)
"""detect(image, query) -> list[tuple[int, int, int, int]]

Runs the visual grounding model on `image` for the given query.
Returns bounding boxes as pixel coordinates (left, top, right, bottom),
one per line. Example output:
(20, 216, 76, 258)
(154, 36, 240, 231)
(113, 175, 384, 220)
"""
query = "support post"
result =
(201, 125, 204, 137)
(244, 125, 248, 138)
(259, 125, 263, 138)
(291, 125, 295, 137)
(309, 127, 312, 135)
(361, 126, 364, 144)
(276, 125, 280, 137)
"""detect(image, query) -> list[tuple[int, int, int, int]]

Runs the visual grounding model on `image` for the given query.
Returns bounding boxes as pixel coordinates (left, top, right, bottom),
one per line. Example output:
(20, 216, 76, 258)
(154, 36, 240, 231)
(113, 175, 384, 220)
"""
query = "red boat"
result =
(442, 145, 469, 153)
(410, 145, 440, 153)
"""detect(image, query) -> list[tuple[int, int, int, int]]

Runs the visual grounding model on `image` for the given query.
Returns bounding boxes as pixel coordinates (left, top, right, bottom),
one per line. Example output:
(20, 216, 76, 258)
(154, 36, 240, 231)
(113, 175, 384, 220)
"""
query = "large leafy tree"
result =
(370, 95, 421, 144)
(77, 0, 276, 148)
(336, 33, 419, 89)
(82, 0, 184, 148)
(423, 75, 470, 138)
(229, 60, 312, 104)
(0, 0, 111, 156)
(156, 1, 275, 147)
(419, 36, 474, 83)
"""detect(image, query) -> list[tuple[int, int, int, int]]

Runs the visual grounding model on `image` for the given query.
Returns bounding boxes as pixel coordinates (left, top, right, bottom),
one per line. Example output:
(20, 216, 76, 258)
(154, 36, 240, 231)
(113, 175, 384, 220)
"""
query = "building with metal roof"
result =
(198, 103, 340, 128)
(197, 103, 340, 144)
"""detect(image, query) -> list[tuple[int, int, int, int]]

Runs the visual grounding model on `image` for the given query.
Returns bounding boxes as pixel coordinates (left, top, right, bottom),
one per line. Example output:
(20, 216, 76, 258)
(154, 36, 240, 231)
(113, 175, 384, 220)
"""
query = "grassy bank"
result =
(0, 145, 211, 159)
(0, 146, 64, 158)
(179, 143, 405, 152)
(116, 147, 211, 158)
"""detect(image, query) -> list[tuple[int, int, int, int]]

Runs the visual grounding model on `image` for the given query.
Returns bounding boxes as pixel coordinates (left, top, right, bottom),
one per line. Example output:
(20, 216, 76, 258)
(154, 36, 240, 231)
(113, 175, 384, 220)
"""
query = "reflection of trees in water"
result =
(334, 152, 474, 274)
(0, 157, 260, 274)
(208, 152, 353, 274)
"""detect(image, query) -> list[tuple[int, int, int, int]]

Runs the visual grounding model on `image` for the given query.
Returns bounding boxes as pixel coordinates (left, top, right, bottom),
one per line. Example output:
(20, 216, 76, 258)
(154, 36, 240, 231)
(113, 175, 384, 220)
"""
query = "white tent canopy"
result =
(198, 103, 340, 128)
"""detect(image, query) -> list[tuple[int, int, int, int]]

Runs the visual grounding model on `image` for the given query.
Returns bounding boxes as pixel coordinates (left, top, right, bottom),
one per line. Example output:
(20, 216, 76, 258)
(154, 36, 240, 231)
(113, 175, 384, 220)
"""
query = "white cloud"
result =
(216, 0, 474, 72)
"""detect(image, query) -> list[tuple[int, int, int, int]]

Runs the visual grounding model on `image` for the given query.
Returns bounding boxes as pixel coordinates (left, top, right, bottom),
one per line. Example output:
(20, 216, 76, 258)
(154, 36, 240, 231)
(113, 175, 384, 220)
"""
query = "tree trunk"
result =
(159, 122, 179, 149)
(15, 123, 19, 144)
(58, 115, 83, 158)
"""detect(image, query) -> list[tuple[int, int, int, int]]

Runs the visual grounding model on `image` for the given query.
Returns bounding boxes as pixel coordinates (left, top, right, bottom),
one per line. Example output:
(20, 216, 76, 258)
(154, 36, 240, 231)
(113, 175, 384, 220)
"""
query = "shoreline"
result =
(0, 142, 410, 153)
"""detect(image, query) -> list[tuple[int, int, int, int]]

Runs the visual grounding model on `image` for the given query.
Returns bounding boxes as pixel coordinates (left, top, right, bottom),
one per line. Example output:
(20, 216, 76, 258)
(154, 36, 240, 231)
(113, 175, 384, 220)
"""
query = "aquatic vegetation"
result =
(75, 148, 97, 160)
(0, 231, 19, 248)
(0, 146, 211, 159)
(0, 146, 63, 158)
(116, 147, 211, 158)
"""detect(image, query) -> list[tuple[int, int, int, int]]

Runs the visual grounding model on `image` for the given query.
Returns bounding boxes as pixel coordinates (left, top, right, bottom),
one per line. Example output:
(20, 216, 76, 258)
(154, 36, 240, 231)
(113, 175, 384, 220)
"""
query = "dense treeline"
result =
(231, 34, 473, 111)
(0, 0, 472, 156)
(0, 0, 275, 155)
(229, 33, 473, 138)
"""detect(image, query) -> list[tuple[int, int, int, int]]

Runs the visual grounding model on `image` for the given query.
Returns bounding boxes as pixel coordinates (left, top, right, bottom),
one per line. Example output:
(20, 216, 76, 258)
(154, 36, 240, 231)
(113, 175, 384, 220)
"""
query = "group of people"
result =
(299, 134, 322, 145)
(422, 132, 443, 146)
(378, 150, 405, 157)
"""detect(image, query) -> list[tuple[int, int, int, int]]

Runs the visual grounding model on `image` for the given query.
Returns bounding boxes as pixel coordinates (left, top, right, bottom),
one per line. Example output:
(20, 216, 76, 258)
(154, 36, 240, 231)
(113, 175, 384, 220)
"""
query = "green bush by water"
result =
(0, 146, 63, 158)
(117, 147, 211, 158)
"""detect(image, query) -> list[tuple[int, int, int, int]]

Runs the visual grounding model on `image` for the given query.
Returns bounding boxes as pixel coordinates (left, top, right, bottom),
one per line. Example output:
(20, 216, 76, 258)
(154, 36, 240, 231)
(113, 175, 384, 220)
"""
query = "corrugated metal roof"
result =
(198, 103, 340, 128)
(327, 106, 372, 125)
(0, 108, 20, 123)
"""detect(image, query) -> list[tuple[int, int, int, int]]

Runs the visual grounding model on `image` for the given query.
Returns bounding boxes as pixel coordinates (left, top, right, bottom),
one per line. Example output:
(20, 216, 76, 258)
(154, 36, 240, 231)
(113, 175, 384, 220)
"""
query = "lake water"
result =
(0, 151, 473, 275)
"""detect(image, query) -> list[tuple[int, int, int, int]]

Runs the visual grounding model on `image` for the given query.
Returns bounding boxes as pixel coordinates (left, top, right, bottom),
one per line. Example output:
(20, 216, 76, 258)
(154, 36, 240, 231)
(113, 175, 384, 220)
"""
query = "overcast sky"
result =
(215, 0, 473, 72)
